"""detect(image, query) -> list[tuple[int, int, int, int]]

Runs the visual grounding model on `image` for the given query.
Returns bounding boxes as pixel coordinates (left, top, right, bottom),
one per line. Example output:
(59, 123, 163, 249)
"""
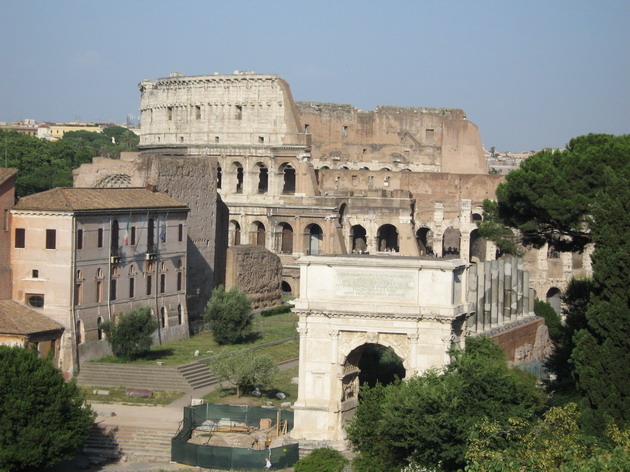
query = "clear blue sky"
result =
(1, 0, 628, 151)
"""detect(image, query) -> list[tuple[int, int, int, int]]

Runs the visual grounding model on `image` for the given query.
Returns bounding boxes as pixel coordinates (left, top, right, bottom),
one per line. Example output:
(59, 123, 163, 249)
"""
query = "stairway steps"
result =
(86, 424, 175, 461)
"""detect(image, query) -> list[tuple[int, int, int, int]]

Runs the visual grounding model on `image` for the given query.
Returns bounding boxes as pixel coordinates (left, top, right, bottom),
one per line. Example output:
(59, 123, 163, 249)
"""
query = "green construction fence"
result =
(171, 403, 299, 470)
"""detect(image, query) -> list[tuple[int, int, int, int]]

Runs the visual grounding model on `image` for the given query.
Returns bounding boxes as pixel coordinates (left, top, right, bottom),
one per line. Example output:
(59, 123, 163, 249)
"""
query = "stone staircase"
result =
(176, 361, 218, 390)
(77, 336, 298, 392)
(85, 424, 174, 462)
(77, 363, 191, 392)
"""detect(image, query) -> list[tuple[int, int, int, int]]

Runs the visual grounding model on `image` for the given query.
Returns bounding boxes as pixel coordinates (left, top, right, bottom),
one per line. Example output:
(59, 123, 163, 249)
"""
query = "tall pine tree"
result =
(572, 168, 630, 426)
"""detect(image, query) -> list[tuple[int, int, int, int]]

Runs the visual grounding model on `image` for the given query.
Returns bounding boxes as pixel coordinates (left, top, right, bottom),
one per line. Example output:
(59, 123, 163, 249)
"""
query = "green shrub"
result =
(260, 304, 291, 317)
(101, 306, 157, 360)
(294, 447, 348, 472)
(0, 346, 94, 471)
(204, 285, 253, 344)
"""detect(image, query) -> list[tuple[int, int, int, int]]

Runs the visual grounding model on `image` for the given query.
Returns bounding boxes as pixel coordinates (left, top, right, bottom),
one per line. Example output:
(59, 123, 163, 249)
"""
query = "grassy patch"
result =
(96, 311, 298, 366)
(80, 386, 184, 406)
(260, 305, 292, 317)
(202, 366, 299, 408)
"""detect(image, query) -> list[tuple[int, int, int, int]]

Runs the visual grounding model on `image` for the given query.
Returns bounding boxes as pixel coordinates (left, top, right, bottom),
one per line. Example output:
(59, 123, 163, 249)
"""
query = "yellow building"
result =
(48, 122, 103, 140)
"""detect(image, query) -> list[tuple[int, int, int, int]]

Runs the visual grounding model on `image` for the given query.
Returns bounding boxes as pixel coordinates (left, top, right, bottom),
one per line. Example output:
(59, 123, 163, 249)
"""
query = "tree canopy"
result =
(204, 285, 253, 344)
(0, 346, 94, 471)
(1, 126, 139, 198)
(466, 402, 630, 472)
(210, 350, 278, 398)
(346, 337, 545, 472)
(479, 134, 630, 253)
(481, 133, 630, 431)
(101, 306, 157, 360)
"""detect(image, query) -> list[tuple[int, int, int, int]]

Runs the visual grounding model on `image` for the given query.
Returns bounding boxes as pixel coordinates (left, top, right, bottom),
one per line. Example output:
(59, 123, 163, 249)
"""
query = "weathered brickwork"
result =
(225, 245, 281, 309)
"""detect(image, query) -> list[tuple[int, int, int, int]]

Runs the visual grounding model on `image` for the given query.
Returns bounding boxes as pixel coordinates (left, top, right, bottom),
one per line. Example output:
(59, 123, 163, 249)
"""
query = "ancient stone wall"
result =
(138, 72, 301, 148)
(489, 317, 553, 364)
(225, 245, 282, 309)
(297, 102, 487, 174)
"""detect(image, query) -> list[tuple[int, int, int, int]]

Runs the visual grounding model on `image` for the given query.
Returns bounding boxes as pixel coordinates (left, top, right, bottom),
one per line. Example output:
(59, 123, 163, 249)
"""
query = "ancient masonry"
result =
(75, 71, 591, 317)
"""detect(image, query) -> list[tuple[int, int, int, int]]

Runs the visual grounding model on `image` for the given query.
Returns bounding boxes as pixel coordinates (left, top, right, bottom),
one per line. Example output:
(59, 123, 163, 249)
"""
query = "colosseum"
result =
(75, 71, 592, 317)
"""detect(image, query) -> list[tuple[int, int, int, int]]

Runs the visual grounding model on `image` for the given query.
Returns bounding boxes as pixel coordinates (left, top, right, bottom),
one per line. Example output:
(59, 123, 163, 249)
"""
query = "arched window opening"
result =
(229, 220, 241, 246)
(377, 224, 399, 252)
(252, 221, 266, 246)
(471, 212, 483, 223)
(177, 304, 183, 325)
(233, 162, 244, 194)
(257, 164, 268, 193)
(217, 166, 222, 189)
(416, 227, 433, 256)
(442, 228, 461, 257)
(469, 229, 487, 262)
(281, 164, 296, 194)
(351, 225, 367, 253)
(546, 287, 562, 315)
(306, 224, 323, 255)
(279, 223, 294, 254)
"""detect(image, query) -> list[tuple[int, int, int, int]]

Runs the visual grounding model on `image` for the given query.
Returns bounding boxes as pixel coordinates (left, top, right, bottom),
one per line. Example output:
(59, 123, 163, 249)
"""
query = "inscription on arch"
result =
(335, 269, 416, 299)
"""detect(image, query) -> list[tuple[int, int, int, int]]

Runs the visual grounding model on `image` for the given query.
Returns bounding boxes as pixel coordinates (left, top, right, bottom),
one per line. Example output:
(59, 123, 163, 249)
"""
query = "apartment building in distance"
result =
(11, 187, 190, 376)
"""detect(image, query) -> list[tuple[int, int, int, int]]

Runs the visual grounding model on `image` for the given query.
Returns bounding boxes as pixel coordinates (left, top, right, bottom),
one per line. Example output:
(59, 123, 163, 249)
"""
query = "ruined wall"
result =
(318, 169, 502, 219)
(138, 72, 301, 148)
(225, 245, 282, 309)
(489, 317, 553, 365)
(73, 152, 220, 319)
(298, 103, 487, 174)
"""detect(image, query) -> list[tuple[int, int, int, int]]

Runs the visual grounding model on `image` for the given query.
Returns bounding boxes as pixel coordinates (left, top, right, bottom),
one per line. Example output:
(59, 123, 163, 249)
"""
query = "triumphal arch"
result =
(290, 254, 471, 443)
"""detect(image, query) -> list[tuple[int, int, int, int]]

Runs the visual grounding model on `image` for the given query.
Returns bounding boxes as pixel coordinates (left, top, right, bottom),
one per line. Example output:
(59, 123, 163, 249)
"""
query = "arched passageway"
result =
(469, 229, 487, 262)
(377, 224, 399, 252)
(546, 287, 561, 314)
(351, 225, 367, 252)
(281, 281, 293, 296)
(442, 227, 461, 256)
(416, 227, 433, 255)
(305, 224, 323, 255)
(279, 222, 294, 254)
(340, 343, 405, 424)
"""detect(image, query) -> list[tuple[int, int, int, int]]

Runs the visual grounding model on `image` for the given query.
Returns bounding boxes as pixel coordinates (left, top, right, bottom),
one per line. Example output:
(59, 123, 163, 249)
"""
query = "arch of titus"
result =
(290, 254, 535, 443)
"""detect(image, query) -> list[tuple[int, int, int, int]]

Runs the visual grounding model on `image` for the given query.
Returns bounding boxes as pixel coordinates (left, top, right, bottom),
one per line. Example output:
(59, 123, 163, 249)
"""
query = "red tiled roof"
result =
(0, 168, 18, 186)
(0, 300, 64, 335)
(14, 187, 188, 212)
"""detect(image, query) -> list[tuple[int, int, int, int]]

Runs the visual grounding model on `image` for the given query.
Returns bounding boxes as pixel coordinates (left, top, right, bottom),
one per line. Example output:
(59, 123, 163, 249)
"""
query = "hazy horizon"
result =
(1, 0, 628, 152)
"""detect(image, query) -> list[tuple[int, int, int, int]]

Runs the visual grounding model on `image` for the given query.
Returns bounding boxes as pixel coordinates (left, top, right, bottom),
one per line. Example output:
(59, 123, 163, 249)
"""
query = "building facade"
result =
(11, 187, 189, 375)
